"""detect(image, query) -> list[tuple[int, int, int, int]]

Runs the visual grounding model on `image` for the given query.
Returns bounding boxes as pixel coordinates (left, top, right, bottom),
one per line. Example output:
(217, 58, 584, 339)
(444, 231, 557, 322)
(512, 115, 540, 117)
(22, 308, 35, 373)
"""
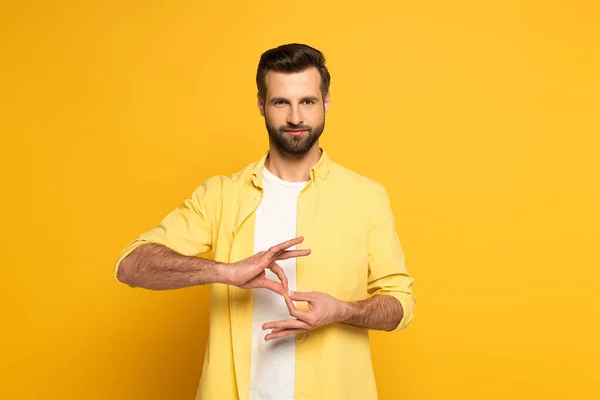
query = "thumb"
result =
(288, 290, 315, 302)
(262, 280, 285, 296)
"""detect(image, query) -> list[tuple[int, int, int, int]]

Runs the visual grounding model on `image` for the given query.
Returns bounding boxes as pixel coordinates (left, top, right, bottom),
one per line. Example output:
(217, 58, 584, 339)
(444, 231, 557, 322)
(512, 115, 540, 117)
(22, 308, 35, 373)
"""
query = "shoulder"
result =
(191, 156, 260, 197)
(329, 160, 389, 197)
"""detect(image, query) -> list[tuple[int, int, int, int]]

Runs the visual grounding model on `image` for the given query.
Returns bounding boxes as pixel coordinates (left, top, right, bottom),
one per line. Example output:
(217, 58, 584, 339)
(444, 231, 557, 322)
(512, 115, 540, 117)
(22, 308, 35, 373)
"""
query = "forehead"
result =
(264, 67, 321, 99)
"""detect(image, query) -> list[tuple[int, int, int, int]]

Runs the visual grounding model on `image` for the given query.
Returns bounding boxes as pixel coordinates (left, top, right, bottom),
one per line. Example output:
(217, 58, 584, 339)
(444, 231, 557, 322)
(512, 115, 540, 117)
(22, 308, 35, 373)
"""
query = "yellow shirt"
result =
(114, 149, 416, 400)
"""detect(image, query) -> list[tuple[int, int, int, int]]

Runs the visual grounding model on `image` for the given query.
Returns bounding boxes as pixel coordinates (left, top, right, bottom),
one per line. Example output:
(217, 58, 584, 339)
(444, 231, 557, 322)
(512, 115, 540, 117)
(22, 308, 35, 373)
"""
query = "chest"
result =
(214, 185, 371, 300)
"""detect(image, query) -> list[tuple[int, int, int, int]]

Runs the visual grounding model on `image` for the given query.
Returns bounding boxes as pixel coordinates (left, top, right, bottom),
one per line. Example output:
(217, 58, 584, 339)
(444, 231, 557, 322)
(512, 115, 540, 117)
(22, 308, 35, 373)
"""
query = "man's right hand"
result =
(221, 236, 310, 295)
(223, 236, 310, 296)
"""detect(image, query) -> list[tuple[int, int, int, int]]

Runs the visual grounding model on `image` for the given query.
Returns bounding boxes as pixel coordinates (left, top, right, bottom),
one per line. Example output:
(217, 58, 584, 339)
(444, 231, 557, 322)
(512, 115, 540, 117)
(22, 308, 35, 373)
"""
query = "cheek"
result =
(266, 108, 287, 126)
(306, 107, 325, 124)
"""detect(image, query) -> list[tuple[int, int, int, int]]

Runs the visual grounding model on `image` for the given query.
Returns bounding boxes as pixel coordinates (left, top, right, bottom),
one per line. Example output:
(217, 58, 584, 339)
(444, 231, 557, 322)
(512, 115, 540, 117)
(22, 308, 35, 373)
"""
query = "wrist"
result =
(214, 262, 231, 285)
(337, 300, 358, 324)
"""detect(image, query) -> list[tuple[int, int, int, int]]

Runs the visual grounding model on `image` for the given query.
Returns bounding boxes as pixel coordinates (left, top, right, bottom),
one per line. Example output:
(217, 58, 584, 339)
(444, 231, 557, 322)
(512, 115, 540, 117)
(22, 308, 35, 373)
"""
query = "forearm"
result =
(340, 295, 403, 331)
(116, 243, 225, 290)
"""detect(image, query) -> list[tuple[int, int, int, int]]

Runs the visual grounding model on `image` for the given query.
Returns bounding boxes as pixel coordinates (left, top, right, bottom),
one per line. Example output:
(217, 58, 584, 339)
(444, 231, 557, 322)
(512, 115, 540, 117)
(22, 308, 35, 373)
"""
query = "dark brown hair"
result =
(256, 43, 331, 102)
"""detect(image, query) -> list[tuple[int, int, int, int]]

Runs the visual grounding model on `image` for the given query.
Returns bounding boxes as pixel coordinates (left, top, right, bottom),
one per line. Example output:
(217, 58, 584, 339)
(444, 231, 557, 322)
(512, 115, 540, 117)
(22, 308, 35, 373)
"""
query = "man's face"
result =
(258, 67, 330, 154)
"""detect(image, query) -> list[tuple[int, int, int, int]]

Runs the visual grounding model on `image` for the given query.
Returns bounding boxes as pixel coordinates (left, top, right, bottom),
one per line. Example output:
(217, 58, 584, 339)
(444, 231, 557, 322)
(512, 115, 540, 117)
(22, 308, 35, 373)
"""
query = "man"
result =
(115, 43, 416, 400)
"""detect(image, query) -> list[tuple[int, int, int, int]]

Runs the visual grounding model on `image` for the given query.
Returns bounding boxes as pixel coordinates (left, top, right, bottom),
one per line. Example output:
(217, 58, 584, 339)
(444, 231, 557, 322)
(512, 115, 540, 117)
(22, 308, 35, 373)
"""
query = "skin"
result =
(256, 67, 404, 339)
(263, 290, 403, 340)
(117, 237, 309, 295)
(257, 67, 330, 182)
(117, 66, 403, 336)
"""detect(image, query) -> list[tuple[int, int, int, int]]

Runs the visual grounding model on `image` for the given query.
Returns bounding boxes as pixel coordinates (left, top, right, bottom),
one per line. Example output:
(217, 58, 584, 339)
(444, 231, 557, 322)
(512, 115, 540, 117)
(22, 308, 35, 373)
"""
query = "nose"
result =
(287, 104, 303, 126)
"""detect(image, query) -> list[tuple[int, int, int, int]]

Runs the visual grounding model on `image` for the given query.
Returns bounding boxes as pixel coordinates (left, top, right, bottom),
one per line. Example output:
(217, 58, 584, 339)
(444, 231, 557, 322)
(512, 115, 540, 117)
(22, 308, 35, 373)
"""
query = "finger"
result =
(265, 328, 306, 341)
(268, 263, 288, 291)
(288, 290, 316, 302)
(260, 279, 285, 296)
(267, 236, 305, 257)
(237, 271, 265, 290)
(263, 318, 311, 331)
(283, 292, 296, 314)
(276, 249, 311, 261)
(283, 291, 313, 322)
(288, 306, 313, 323)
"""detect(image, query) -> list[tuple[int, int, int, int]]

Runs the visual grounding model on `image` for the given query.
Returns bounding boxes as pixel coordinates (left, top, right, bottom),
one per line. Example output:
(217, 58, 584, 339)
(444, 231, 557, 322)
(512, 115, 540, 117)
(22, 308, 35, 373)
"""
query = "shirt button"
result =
(255, 196, 260, 200)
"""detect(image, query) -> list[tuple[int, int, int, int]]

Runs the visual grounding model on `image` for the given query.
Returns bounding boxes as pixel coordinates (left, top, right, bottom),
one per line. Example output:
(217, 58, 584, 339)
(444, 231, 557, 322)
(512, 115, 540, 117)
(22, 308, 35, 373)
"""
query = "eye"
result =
(274, 100, 287, 107)
(303, 99, 315, 105)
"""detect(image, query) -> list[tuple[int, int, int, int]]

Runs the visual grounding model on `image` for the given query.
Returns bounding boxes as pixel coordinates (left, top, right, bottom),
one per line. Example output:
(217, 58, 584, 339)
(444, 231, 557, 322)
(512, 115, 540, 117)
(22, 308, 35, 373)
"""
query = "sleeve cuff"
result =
(374, 292, 416, 332)
(114, 240, 152, 289)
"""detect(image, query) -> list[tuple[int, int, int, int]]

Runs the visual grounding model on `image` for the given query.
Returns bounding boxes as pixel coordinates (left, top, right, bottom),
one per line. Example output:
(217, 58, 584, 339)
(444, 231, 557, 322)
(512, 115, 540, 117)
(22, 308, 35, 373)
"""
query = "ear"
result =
(324, 92, 331, 115)
(257, 93, 265, 116)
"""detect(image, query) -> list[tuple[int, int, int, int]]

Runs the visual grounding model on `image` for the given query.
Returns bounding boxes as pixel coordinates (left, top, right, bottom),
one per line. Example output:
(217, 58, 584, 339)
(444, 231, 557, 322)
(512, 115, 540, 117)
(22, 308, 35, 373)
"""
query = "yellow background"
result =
(1, 1, 599, 399)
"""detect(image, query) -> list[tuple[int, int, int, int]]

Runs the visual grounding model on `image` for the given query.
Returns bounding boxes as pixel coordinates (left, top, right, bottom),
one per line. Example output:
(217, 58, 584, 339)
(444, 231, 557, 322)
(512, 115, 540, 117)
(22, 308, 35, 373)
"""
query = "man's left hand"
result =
(262, 290, 349, 341)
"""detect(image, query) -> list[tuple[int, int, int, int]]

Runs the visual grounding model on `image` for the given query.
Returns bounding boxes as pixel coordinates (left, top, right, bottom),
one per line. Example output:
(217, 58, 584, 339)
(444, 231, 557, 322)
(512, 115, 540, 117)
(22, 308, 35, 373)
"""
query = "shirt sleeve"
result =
(113, 175, 222, 285)
(367, 185, 416, 331)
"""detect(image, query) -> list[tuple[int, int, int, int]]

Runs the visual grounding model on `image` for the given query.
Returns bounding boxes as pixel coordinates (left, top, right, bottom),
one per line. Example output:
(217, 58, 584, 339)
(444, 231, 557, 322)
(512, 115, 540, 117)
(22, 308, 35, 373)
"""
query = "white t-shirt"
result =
(249, 166, 309, 400)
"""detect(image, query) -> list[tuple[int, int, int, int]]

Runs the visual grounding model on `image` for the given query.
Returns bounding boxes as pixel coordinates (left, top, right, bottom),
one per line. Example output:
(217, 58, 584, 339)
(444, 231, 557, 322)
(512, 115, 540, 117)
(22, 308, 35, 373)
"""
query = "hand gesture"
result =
(262, 290, 347, 340)
(224, 236, 310, 295)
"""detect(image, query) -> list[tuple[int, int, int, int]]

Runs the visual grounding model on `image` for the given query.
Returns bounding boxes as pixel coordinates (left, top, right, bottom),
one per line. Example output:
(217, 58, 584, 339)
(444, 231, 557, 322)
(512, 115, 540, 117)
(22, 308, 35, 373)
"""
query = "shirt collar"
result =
(251, 147, 332, 188)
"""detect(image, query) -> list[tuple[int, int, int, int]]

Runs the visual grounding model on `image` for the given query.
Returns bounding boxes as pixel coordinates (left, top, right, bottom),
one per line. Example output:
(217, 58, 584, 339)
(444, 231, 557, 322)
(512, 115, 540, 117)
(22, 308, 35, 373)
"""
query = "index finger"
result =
(283, 291, 295, 314)
(269, 262, 289, 292)
(267, 236, 305, 257)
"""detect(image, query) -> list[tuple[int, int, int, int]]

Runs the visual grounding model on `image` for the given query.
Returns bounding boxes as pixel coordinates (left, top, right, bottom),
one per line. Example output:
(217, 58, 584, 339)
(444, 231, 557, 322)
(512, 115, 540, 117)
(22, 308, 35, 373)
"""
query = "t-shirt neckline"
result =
(262, 166, 309, 188)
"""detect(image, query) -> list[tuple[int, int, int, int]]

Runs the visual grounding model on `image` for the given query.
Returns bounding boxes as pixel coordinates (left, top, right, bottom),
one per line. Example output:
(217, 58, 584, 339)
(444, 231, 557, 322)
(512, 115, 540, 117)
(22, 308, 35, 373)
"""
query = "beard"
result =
(265, 115, 325, 155)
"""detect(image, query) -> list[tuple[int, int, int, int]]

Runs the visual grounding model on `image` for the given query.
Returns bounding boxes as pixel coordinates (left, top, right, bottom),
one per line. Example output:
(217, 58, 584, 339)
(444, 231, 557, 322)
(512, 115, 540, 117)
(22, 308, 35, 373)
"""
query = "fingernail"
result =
(288, 290, 294, 296)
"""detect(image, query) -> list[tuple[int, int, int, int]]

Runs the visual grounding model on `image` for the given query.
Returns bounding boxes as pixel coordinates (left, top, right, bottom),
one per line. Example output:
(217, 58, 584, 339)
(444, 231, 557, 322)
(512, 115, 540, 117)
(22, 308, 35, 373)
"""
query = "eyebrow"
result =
(270, 96, 320, 104)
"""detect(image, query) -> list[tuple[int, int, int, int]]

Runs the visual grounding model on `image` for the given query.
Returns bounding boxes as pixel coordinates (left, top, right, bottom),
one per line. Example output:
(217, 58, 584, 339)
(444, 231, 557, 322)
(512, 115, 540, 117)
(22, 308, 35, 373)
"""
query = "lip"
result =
(284, 129, 308, 136)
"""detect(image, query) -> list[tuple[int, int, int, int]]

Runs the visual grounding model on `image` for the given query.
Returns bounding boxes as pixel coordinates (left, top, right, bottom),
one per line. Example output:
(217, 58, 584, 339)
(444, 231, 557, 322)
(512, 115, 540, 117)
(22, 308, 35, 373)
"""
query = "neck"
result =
(265, 141, 322, 182)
